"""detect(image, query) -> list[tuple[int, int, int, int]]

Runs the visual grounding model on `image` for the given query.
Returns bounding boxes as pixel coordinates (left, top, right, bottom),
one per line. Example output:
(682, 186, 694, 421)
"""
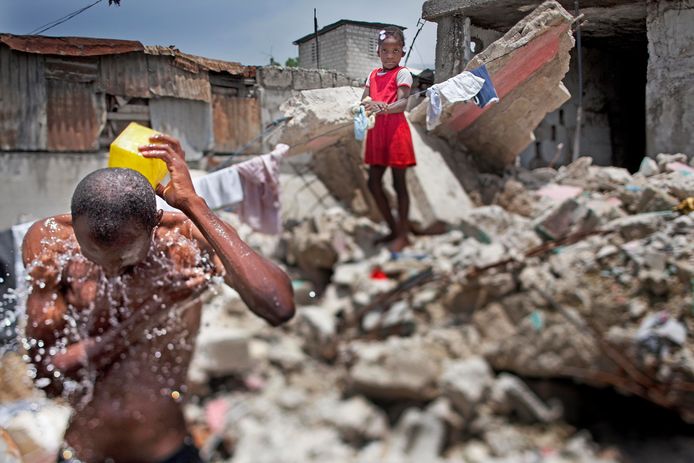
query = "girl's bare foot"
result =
(388, 234, 411, 253)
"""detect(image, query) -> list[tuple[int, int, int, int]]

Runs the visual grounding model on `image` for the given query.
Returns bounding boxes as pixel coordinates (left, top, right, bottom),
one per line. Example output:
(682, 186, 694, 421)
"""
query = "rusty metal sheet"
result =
(46, 79, 106, 151)
(149, 97, 212, 160)
(144, 45, 256, 78)
(99, 53, 150, 97)
(212, 92, 261, 153)
(0, 34, 143, 57)
(0, 46, 47, 150)
(147, 54, 211, 102)
(45, 56, 98, 82)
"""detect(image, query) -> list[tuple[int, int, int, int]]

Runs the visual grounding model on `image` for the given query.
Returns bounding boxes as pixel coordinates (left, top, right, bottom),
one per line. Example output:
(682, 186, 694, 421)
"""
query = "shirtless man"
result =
(22, 135, 295, 463)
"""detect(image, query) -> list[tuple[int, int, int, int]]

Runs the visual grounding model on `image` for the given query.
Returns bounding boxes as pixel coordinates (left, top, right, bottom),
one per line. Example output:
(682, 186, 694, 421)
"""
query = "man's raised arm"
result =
(140, 135, 295, 326)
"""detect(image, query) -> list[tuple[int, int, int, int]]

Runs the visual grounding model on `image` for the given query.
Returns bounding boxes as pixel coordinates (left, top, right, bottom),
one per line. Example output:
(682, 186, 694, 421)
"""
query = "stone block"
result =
(192, 327, 252, 376)
(407, 122, 474, 229)
(293, 69, 323, 91)
(348, 338, 443, 400)
(257, 65, 293, 89)
(533, 198, 599, 241)
(440, 356, 494, 418)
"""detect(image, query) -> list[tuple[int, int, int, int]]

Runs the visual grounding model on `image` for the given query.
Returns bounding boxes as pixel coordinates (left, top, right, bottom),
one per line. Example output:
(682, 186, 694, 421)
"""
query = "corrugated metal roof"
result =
(46, 79, 106, 151)
(0, 47, 47, 150)
(144, 46, 255, 77)
(0, 33, 143, 57)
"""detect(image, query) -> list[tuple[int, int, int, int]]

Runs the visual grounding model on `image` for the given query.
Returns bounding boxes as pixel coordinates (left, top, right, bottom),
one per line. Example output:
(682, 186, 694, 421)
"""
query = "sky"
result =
(0, 0, 437, 69)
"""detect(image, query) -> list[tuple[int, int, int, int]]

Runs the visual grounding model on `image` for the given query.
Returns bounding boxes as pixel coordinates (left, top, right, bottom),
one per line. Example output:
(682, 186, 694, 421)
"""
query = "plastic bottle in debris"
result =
(108, 122, 169, 187)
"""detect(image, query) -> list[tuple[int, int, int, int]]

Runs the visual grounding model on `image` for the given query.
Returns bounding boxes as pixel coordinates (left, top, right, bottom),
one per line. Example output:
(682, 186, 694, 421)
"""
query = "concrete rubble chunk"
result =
(271, 86, 363, 152)
(2, 401, 71, 463)
(191, 327, 252, 376)
(296, 306, 338, 361)
(389, 406, 447, 463)
(533, 198, 600, 241)
(639, 156, 660, 176)
(606, 212, 666, 241)
(348, 338, 444, 400)
(440, 356, 495, 419)
(317, 396, 389, 443)
(406, 122, 475, 230)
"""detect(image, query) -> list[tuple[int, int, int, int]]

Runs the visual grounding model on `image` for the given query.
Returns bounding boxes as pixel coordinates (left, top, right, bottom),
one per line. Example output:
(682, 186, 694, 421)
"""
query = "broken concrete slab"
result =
(348, 338, 445, 400)
(407, 121, 475, 230)
(533, 198, 600, 241)
(270, 86, 363, 153)
(191, 327, 253, 376)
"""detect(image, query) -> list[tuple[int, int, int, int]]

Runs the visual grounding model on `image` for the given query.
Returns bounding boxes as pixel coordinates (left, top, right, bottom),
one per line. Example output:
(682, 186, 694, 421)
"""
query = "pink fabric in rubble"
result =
(236, 144, 289, 235)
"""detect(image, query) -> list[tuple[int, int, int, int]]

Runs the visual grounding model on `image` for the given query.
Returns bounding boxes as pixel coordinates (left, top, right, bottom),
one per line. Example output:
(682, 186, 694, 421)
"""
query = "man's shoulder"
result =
(22, 214, 77, 278)
(23, 215, 74, 257)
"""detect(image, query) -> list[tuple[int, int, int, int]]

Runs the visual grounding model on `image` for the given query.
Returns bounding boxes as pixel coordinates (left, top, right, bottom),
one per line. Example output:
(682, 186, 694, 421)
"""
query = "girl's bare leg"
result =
(390, 167, 411, 252)
(368, 165, 398, 243)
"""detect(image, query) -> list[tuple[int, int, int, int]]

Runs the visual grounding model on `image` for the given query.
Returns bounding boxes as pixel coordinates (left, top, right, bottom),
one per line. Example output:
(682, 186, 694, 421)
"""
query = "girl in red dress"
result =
(362, 27, 416, 252)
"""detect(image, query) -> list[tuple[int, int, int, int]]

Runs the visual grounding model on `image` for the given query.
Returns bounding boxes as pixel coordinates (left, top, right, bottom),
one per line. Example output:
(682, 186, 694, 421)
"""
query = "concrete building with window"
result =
(293, 20, 406, 81)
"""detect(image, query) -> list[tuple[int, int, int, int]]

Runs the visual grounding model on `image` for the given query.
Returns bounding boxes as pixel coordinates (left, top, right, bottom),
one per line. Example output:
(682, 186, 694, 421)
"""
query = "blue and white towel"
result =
(426, 71, 485, 130)
(469, 64, 499, 109)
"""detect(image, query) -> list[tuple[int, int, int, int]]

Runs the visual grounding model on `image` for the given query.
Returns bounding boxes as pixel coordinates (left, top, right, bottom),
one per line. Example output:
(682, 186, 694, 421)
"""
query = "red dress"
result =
(364, 66, 416, 167)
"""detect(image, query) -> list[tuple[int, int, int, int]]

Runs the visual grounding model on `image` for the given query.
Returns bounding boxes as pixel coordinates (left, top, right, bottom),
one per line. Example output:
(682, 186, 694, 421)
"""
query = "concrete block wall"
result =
(298, 28, 349, 75)
(646, 0, 694, 158)
(344, 24, 383, 80)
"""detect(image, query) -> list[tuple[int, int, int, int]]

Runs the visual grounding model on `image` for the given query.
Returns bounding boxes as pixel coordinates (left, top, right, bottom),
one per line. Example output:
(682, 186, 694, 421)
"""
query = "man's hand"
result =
(139, 135, 198, 210)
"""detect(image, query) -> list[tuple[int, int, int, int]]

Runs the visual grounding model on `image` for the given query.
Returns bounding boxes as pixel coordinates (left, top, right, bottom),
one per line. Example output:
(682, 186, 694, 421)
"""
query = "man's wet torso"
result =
(30, 216, 216, 462)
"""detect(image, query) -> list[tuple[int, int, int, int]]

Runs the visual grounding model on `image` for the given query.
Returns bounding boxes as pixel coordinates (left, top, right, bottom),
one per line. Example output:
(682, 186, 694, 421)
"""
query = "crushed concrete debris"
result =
(107, 150, 689, 462)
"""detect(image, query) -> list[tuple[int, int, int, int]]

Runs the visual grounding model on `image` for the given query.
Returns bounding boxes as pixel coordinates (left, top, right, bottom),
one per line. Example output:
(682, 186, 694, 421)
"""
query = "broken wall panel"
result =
(147, 55, 211, 102)
(212, 90, 261, 153)
(150, 97, 213, 160)
(0, 47, 47, 150)
(46, 79, 106, 152)
(99, 53, 151, 98)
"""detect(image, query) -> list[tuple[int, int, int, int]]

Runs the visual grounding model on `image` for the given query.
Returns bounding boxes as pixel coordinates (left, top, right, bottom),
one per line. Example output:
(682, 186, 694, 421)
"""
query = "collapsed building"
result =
(422, 0, 694, 171)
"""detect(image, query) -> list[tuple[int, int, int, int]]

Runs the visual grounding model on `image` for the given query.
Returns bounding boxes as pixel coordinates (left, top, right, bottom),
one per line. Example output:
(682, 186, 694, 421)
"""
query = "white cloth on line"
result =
(156, 165, 244, 213)
(426, 71, 486, 130)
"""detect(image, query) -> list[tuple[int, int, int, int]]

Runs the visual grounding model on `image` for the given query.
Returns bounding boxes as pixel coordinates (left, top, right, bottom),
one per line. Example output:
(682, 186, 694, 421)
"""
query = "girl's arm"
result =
(382, 86, 411, 114)
(362, 86, 386, 112)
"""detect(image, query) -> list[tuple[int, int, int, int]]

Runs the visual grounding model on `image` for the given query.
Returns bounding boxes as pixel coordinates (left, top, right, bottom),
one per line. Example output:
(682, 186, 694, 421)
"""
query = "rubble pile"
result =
(1, 153, 691, 461)
(176, 154, 692, 462)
